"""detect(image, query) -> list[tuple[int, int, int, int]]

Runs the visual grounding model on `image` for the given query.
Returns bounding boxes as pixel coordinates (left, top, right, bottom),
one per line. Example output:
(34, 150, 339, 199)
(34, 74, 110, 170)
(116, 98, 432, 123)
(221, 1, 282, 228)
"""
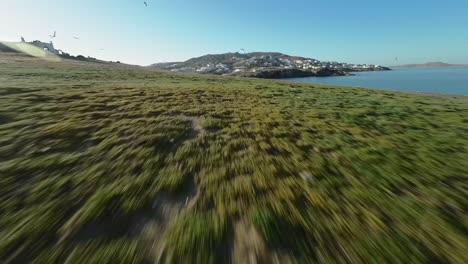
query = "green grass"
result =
(200, 116, 225, 131)
(0, 52, 467, 263)
(162, 212, 227, 263)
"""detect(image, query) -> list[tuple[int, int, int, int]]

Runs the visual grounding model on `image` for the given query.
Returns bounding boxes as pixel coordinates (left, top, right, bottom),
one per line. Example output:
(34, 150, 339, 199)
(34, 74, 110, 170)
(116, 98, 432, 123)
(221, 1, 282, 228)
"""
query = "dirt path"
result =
(133, 114, 204, 262)
(230, 220, 295, 264)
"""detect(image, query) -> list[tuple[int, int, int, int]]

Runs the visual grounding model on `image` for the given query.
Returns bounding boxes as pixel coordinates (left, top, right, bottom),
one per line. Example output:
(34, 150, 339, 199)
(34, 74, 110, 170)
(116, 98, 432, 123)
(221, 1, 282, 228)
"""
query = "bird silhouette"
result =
(49, 31, 56, 38)
(144, 2, 148, 7)
(73, 37, 80, 40)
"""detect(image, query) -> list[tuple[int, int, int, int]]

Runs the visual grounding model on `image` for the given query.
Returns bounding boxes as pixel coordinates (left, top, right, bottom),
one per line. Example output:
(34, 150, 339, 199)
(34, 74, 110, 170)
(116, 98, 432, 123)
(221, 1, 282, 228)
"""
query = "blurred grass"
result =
(162, 212, 227, 263)
(0, 52, 467, 263)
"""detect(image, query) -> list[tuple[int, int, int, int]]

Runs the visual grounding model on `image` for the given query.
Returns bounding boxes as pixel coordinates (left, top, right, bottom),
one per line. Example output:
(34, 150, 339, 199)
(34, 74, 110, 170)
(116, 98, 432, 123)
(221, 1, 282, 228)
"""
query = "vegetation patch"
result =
(161, 212, 228, 264)
(200, 116, 225, 131)
(0, 52, 467, 263)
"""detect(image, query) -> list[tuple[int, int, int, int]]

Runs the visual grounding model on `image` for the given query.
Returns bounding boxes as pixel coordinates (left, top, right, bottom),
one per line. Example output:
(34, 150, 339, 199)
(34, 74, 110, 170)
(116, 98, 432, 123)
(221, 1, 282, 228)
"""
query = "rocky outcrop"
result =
(239, 68, 353, 79)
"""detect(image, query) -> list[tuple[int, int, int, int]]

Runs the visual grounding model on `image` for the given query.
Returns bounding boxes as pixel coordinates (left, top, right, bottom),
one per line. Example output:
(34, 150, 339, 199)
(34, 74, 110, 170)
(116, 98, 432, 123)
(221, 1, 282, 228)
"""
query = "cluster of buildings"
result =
(154, 52, 389, 76)
(169, 54, 387, 75)
(20, 37, 68, 56)
(196, 63, 230, 74)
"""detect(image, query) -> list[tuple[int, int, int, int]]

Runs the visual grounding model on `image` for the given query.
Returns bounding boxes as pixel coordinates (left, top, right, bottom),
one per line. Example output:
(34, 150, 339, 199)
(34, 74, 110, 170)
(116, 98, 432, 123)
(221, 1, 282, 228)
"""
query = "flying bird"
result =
(49, 31, 56, 38)
(73, 37, 80, 40)
(144, 1, 148, 7)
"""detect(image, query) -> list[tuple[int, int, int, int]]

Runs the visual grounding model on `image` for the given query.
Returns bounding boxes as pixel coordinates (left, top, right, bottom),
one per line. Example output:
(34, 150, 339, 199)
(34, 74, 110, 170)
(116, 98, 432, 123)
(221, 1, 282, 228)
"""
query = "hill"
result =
(0, 41, 129, 65)
(0, 51, 467, 263)
(150, 52, 390, 78)
(0, 42, 18, 53)
(392, 62, 468, 68)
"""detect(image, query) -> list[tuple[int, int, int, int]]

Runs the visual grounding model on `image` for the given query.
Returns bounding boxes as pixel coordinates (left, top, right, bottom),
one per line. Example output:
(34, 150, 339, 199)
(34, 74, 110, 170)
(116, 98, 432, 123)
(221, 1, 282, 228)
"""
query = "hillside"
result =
(150, 52, 390, 78)
(0, 43, 18, 53)
(392, 62, 468, 68)
(0, 51, 467, 263)
(0, 41, 128, 65)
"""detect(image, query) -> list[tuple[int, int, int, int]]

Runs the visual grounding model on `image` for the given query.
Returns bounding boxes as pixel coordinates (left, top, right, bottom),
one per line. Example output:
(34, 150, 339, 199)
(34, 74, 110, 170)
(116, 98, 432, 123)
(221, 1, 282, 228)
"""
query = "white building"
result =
(21, 38, 60, 55)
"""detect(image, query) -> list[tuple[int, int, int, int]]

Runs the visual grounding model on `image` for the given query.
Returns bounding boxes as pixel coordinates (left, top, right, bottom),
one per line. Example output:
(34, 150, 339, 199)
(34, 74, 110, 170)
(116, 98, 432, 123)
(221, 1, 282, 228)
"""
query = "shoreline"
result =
(282, 78, 468, 97)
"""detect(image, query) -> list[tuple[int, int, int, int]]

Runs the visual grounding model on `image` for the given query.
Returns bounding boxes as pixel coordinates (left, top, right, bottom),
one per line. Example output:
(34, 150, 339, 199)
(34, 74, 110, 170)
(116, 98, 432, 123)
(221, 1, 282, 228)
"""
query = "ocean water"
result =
(287, 67, 468, 95)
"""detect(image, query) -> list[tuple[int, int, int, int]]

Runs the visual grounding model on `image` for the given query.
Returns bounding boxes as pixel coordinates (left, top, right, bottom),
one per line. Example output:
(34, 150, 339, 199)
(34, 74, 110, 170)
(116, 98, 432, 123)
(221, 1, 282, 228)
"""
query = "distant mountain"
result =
(150, 52, 390, 79)
(392, 62, 468, 68)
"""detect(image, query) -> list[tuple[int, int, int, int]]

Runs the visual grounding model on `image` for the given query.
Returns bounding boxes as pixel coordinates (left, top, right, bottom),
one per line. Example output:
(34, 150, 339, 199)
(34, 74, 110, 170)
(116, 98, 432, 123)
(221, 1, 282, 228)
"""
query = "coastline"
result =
(231, 67, 390, 79)
(283, 68, 468, 96)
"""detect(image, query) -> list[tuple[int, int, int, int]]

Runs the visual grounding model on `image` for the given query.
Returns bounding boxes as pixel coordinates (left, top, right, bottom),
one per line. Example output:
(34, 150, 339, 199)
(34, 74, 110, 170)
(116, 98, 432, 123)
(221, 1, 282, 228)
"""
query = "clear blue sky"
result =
(2, 0, 468, 66)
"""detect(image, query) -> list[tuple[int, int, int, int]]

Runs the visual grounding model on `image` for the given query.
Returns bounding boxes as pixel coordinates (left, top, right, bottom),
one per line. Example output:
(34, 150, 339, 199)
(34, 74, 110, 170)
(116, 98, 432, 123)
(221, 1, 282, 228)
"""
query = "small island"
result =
(392, 62, 468, 68)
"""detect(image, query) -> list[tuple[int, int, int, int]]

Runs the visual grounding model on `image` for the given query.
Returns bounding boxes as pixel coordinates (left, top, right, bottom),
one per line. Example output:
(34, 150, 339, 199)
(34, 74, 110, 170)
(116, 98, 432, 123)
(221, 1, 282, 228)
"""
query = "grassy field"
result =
(0, 51, 467, 263)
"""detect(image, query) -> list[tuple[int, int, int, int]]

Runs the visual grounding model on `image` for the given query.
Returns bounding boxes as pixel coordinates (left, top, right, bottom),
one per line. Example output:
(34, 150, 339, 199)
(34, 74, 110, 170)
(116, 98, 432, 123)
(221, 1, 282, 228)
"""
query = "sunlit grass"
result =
(0, 52, 467, 263)
(1, 42, 61, 62)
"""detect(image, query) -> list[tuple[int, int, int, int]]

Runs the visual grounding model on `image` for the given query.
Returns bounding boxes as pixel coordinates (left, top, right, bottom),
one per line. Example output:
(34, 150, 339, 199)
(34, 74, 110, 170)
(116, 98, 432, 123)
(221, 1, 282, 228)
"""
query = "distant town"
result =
(151, 52, 390, 78)
(194, 56, 387, 74)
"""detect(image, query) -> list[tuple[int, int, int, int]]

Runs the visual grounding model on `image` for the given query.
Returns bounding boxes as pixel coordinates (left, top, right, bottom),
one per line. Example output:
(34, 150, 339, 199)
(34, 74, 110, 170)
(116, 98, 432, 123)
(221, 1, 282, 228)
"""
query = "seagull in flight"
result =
(73, 37, 80, 40)
(49, 31, 56, 38)
(144, 1, 148, 7)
